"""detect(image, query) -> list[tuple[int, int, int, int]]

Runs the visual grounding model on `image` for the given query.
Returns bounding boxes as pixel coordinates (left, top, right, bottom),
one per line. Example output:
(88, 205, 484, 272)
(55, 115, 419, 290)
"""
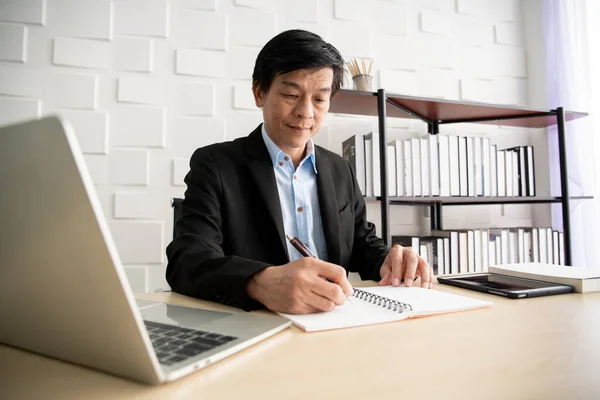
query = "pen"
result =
(285, 234, 318, 259)
(285, 233, 353, 301)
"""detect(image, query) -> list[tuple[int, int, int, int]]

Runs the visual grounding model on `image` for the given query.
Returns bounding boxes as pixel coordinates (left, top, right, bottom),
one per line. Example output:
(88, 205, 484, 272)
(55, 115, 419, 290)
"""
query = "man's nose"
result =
(295, 97, 314, 119)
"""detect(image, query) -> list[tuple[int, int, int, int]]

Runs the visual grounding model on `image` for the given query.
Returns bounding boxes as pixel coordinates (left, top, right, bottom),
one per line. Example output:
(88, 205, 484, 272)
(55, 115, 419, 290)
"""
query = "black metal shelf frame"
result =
(373, 89, 580, 266)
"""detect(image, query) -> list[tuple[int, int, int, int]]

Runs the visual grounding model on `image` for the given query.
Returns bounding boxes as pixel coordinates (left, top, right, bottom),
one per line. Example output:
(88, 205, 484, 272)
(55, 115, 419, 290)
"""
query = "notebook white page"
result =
(280, 286, 492, 332)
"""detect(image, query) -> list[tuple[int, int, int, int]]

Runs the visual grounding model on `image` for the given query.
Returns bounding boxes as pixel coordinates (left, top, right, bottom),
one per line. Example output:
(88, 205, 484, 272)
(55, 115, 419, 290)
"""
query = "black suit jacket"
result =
(166, 125, 389, 310)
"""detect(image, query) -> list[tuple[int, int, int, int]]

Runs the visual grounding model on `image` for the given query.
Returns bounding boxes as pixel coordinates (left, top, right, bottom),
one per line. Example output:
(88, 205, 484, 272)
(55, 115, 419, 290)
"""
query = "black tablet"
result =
(437, 273, 574, 299)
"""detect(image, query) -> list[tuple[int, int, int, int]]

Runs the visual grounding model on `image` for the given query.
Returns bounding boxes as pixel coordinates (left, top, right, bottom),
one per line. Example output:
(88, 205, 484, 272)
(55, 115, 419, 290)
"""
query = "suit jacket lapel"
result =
(244, 125, 289, 262)
(315, 148, 341, 265)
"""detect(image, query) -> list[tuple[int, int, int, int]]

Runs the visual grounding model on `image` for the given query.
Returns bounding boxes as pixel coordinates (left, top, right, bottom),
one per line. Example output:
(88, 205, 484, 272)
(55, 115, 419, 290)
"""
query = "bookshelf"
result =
(330, 89, 589, 266)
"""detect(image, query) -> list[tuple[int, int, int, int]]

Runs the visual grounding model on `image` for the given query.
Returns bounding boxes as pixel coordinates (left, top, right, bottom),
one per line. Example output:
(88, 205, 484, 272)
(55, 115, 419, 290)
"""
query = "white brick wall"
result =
(0, 0, 539, 293)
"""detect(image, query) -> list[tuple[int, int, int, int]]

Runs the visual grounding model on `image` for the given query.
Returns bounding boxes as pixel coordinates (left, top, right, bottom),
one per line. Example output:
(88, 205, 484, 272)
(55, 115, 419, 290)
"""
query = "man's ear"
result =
(252, 84, 264, 108)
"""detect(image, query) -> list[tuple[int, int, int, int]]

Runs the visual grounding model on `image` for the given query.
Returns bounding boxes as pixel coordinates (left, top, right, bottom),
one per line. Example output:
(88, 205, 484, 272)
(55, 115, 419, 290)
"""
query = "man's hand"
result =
(378, 245, 433, 289)
(246, 258, 354, 314)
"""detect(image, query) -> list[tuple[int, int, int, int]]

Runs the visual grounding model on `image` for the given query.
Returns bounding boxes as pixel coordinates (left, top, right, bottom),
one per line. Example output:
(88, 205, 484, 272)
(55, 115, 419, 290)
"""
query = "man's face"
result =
(253, 68, 333, 158)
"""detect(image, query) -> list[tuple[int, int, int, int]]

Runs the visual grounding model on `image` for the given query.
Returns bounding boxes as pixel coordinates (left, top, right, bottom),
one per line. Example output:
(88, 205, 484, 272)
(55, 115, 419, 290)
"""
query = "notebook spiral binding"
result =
(352, 288, 413, 313)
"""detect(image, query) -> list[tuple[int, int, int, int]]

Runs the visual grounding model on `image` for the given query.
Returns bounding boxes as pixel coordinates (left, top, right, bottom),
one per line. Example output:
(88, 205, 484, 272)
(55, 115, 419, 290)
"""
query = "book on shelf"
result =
(342, 132, 537, 200)
(342, 134, 366, 196)
(386, 144, 397, 196)
(279, 286, 492, 332)
(488, 263, 600, 293)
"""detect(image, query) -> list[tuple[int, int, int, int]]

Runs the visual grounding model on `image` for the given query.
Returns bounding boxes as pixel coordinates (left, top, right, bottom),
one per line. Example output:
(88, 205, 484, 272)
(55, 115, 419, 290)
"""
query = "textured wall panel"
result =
(233, 81, 255, 110)
(494, 22, 521, 46)
(176, 49, 226, 77)
(118, 77, 164, 105)
(111, 107, 166, 148)
(172, 157, 190, 186)
(419, 36, 457, 69)
(373, 1, 407, 36)
(373, 34, 416, 71)
(55, 73, 98, 110)
(418, 69, 457, 99)
(108, 149, 149, 186)
(123, 266, 147, 293)
(225, 112, 263, 140)
(378, 69, 419, 96)
(174, 10, 227, 50)
(48, 0, 112, 40)
(0, 0, 46, 25)
(460, 46, 494, 80)
(114, 192, 165, 219)
(492, 45, 526, 77)
(114, 0, 168, 37)
(53, 37, 111, 69)
(113, 36, 153, 72)
(235, 0, 274, 9)
(174, 82, 215, 116)
(0, 67, 43, 98)
(171, 117, 225, 157)
(493, 77, 526, 106)
(283, 0, 318, 23)
(455, 15, 490, 47)
(420, 10, 451, 35)
(109, 221, 164, 264)
(59, 110, 108, 154)
(176, 0, 216, 10)
(492, 0, 517, 22)
(227, 46, 259, 80)
(460, 79, 493, 103)
(82, 154, 108, 185)
(331, 26, 372, 58)
(230, 8, 275, 47)
(0, 97, 40, 126)
(456, 0, 488, 18)
(0, 23, 27, 62)
(334, 0, 370, 22)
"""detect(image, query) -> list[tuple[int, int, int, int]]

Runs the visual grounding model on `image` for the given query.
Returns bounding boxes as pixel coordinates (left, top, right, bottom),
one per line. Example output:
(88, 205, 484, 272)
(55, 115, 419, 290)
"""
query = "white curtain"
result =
(542, 0, 600, 266)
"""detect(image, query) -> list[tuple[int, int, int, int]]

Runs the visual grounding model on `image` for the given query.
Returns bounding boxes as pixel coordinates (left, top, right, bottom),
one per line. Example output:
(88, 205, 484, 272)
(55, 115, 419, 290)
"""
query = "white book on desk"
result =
(279, 286, 492, 332)
(488, 263, 600, 293)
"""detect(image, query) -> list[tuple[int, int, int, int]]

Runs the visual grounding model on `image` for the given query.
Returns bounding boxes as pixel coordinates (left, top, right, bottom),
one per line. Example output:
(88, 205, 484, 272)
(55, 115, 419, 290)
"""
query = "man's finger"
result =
(429, 266, 435, 289)
(306, 291, 337, 312)
(311, 278, 347, 306)
(417, 258, 431, 288)
(379, 269, 392, 286)
(389, 245, 404, 287)
(402, 247, 419, 287)
(316, 262, 353, 297)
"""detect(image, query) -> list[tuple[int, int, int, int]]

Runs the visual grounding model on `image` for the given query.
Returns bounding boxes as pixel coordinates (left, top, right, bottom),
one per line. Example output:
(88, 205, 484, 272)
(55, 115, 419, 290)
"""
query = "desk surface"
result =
(1, 282, 599, 400)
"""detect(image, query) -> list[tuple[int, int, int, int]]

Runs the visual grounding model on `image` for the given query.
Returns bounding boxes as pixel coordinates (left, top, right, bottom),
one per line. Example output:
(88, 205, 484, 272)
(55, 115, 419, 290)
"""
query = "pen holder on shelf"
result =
(346, 56, 374, 92)
(352, 74, 373, 92)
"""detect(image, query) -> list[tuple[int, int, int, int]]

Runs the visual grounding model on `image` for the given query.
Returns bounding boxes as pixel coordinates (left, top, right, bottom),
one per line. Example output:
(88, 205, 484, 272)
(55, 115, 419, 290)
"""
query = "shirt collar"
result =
(261, 124, 318, 174)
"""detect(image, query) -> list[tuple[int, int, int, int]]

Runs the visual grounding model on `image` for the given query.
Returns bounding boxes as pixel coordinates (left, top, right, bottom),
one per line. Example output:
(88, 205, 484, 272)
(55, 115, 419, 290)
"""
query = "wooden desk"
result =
(1, 283, 599, 399)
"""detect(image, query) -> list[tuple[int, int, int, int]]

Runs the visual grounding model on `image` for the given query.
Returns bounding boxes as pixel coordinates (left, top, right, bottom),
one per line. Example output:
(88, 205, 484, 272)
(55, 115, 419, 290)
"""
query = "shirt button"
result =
(293, 175, 297, 180)
(279, 162, 283, 167)
(297, 206, 303, 212)
(284, 156, 289, 161)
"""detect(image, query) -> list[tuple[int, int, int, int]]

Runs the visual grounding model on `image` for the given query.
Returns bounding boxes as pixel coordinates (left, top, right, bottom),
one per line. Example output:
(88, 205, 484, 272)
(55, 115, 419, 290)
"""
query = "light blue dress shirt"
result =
(261, 125, 329, 262)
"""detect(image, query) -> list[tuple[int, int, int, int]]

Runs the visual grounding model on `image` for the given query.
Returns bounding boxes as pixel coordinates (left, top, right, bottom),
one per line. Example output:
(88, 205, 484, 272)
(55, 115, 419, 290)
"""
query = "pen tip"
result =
(285, 234, 293, 241)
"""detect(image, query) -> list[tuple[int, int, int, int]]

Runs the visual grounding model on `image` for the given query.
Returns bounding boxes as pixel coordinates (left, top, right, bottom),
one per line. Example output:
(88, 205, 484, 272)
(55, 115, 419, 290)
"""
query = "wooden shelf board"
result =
(330, 90, 587, 128)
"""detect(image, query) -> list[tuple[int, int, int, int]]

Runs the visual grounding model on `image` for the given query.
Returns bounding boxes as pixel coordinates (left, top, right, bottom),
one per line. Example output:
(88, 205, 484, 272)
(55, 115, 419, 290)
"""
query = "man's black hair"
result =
(252, 29, 345, 96)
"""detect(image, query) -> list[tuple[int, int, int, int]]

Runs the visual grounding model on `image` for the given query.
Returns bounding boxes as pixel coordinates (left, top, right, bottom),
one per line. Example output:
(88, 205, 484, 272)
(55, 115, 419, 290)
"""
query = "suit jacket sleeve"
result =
(345, 160, 390, 280)
(166, 147, 267, 311)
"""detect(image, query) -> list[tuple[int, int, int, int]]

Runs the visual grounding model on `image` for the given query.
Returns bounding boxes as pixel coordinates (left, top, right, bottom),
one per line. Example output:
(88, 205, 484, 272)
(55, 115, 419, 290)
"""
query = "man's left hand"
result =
(378, 245, 433, 289)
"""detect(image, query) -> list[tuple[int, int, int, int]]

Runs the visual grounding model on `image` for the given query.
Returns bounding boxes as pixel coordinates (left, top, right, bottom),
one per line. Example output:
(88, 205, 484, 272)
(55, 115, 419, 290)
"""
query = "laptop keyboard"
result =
(144, 321, 238, 366)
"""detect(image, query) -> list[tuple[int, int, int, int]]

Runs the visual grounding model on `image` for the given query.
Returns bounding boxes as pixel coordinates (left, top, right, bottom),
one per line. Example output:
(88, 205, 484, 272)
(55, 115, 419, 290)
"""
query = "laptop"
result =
(0, 116, 291, 384)
(437, 273, 574, 298)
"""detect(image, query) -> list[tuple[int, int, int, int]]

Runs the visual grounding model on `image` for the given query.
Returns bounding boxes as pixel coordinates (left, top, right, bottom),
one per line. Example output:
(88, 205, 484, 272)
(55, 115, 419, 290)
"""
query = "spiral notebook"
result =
(280, 286, 492, 332)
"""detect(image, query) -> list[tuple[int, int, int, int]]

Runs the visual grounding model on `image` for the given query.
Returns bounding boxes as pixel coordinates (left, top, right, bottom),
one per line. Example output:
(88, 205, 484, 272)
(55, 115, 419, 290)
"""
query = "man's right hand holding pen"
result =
(246, 236, 433, 315)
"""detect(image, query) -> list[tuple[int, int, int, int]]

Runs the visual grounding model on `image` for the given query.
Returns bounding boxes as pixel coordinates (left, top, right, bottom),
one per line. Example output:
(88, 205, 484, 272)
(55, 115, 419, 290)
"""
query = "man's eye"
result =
(283, 93, 298, 99)
(315, 98, 325, 103)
